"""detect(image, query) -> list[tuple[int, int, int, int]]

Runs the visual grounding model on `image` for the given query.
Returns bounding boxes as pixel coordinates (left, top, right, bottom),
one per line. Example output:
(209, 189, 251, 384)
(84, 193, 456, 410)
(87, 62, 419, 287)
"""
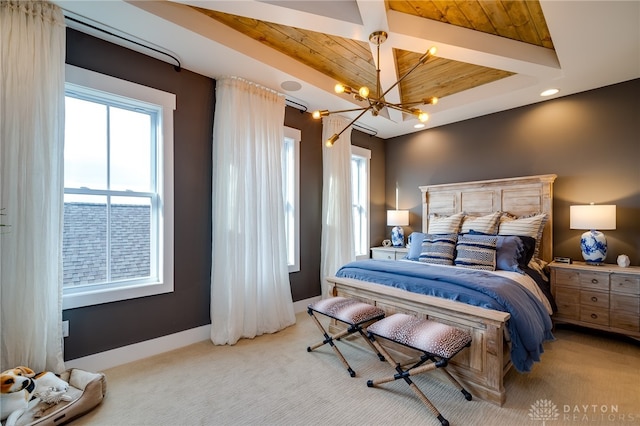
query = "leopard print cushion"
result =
(309, 297, 385, 325)
(367, 313, 472, 359)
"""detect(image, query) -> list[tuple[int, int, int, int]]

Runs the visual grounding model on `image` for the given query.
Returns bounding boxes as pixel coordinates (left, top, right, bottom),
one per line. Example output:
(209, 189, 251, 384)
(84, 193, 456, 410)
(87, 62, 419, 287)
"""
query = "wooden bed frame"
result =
(326, 174, 557, 406)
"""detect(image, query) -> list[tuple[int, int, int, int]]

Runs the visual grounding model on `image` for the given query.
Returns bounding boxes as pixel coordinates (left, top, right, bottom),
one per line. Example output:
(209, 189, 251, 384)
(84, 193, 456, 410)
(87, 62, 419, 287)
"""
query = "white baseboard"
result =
(65, 296, 321, 372)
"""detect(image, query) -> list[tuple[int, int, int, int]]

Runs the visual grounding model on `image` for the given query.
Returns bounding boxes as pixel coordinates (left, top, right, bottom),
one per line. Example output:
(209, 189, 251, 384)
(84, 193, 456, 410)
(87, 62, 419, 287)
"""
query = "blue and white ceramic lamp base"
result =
(580, 230, 607, 265)
(391, 226, 405, 247)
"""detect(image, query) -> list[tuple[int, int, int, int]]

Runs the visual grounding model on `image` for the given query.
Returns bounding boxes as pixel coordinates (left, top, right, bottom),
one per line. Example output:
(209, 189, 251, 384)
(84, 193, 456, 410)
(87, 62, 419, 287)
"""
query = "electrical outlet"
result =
(62, 320, 69, 338)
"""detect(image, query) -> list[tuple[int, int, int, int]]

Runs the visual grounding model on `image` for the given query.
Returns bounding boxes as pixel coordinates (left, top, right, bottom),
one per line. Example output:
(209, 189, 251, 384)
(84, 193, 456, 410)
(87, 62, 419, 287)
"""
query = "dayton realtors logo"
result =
(529, 399, 638, 424)
(529, 399, 560, 425)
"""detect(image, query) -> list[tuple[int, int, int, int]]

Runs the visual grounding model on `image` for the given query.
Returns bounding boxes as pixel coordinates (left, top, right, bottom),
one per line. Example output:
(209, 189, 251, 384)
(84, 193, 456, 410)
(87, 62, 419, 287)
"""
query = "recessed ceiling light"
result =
(281, 81, 302, 92)
(414, 123, 425, 129)
(540, 88, 559, 97)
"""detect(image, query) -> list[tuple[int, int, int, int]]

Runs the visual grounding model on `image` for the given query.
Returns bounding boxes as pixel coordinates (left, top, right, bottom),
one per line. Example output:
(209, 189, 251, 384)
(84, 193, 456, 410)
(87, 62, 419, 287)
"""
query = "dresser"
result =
(549, 261, 640, 339)
(370, 246, 408, 260)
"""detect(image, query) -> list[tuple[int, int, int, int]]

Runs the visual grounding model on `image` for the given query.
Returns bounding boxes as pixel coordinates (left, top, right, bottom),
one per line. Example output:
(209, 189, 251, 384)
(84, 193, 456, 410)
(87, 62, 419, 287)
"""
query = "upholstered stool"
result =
(366, 313, 472, 426)
(307, 297, 385, 377)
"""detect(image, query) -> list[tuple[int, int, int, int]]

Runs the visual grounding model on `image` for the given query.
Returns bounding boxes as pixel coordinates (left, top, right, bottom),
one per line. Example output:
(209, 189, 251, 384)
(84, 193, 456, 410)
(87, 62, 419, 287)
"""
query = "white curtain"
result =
(320, 116, 356, 298)
(0, 0, 66, 372)
(210, 77, 296, 345)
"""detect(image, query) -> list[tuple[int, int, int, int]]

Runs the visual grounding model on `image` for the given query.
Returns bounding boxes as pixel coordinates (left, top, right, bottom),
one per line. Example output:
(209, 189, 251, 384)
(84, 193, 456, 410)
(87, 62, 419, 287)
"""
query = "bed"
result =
(326, 174, 557, 406)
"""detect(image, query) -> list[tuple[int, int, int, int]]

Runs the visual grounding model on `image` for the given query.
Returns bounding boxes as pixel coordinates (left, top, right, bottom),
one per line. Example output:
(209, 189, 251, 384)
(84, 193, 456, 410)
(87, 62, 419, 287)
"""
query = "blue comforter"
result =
(335, 259, 554, 373)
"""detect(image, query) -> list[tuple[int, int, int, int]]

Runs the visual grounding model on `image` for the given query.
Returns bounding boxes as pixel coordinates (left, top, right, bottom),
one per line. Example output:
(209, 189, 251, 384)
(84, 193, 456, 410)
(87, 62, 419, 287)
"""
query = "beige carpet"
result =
(73, 312, 640, 426)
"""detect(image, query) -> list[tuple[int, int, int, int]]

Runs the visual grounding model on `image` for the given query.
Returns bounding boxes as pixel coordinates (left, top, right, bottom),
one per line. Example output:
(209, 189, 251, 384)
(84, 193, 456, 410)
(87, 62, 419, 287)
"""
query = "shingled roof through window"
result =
(63, 203, 151, 287)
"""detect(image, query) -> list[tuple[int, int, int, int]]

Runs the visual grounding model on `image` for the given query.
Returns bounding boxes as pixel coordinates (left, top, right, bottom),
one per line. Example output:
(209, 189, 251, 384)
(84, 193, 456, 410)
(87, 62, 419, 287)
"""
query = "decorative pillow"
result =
(406, 232, 426, 261)
(494, 235, 525, 273)
(498, 213, 547, 258)
(460, 211, 502, 235)
(419, 233, 458, 265)
(427, 212, 465, 235)
(455, 234, 497, 270)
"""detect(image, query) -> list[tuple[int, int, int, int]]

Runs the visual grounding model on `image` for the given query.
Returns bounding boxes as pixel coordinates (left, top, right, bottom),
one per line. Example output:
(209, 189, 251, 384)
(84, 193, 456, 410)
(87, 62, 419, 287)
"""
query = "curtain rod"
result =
(65, 15, 182, 72)
(285, 98, 308, 113)
(353, 122, 378, 137)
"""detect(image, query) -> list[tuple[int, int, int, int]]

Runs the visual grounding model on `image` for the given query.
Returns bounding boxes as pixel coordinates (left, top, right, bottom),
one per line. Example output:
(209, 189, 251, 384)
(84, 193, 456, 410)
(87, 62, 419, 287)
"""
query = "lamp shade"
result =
(387, 210, 409, 226)
(570, 205, 616, 230)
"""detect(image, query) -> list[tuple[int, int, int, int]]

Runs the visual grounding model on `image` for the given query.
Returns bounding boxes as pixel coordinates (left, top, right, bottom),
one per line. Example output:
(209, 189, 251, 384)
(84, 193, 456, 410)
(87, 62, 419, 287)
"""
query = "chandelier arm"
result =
(375, 39, 382, 99)
(377, 50, 435, 102)
(383, 104, 418, 117)
(325, 107, 369, 115)
(384, 103, 411, 113)
(390, 100, 424, 107)
(334, 106, 374, 139)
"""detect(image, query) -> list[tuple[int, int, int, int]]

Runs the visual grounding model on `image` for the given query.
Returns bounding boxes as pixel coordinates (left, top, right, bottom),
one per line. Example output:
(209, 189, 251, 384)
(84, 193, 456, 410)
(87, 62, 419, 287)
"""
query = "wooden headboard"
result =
(419, 174, 557, 262)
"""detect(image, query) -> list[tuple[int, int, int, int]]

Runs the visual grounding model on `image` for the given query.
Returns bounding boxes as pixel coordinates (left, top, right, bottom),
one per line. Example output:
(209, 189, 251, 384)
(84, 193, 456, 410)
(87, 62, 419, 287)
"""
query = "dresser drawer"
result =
(611, 274, 640, 295)
(579, 272, 610, 291)
(554, 287, 579, 319)
(371, 247, 408, 260)
(580, 307, 609, 326)
(580, 291, 609, 309)
(372, 250, 395, 260)
(610, 293, 640, 314)
(610, 312, 640, 332)
(553, 269, 580, 288)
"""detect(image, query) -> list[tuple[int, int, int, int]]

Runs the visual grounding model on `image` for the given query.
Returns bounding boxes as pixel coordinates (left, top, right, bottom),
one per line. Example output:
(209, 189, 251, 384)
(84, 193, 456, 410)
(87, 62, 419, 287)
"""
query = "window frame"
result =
(351, 145, 371, 260)
(62, 64, 176, 310)
(283, 126, 301, 273)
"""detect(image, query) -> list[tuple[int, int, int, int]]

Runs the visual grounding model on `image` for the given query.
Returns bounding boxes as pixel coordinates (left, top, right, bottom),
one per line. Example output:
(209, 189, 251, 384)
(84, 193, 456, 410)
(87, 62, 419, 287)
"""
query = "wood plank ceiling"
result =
(192, 1, 553, 105)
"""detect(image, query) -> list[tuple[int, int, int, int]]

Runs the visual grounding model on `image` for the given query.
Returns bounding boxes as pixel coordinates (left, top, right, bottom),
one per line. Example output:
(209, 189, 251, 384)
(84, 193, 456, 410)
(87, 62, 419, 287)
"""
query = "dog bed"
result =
(10, 369, 106, 426)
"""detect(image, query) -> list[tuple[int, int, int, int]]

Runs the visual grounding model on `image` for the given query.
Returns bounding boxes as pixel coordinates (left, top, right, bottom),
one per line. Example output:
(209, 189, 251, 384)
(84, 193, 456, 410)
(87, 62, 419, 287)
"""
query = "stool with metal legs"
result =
(366, 313, 472, 426)
(307, 297, 385, 377)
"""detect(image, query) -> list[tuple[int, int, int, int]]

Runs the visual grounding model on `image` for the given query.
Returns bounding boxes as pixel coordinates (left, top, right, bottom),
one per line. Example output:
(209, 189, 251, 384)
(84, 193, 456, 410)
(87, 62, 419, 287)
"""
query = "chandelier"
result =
(312, 31, 438, 147)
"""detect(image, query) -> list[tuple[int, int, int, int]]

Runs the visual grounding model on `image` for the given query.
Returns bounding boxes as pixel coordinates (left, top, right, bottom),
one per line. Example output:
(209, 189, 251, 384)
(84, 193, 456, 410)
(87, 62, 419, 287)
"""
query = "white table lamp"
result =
(570, 203, 616, 265)
(387, 210, 409, 247)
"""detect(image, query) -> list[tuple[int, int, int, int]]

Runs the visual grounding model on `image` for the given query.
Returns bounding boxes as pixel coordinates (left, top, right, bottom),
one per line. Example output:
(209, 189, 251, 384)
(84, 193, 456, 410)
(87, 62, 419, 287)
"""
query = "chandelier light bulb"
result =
(358, 86, 370, 98)
(312, 110, 328, 119)
(426, 96, 438, 105)
(418, 111, 429, 122)
(334, 84, 346, 94)
(326, 134, 339, 147)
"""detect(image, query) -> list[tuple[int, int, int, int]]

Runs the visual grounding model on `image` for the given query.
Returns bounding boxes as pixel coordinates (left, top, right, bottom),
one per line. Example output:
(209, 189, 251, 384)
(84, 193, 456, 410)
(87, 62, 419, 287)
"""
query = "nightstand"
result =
(549, 261, 640, 339)
(370, 246, 408, 260)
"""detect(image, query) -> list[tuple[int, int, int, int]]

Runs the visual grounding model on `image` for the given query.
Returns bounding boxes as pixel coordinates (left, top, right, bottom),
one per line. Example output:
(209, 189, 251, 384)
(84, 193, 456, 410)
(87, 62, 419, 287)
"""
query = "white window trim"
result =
(351, 145, 371, 260)
(284, 126, 301, 273)
(62, 64, 176, 310)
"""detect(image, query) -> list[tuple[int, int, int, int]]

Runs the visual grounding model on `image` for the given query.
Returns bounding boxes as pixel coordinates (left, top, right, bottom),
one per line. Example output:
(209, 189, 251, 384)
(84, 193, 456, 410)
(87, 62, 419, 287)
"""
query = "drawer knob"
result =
(591, 313, 598, 319)
(591, 296, 598, 302)
(591, 278, 598, 284)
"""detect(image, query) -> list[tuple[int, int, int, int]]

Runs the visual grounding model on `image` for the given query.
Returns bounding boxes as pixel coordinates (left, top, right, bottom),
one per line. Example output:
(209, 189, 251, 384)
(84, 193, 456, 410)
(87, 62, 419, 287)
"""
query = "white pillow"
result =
(427, 212, 465, 235)
(460, 211, 502, 234)
(498, 213, 547, 258)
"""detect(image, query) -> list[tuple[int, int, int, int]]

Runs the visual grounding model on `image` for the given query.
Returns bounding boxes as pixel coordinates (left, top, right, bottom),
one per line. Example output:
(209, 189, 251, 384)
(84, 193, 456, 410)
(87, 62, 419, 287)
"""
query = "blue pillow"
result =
(495, 235, 525, 273)
(496, 235, 537, 274)
(406, 232, 426, 261)
(455, 234, 497, 270)
(419, 233, 458, 265)
(470, 231, 536, 273)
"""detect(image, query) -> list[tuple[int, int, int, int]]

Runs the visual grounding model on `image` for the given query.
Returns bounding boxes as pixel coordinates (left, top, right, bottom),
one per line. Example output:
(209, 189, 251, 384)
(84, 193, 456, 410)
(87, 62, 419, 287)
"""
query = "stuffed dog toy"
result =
(1, 366, 69, 425)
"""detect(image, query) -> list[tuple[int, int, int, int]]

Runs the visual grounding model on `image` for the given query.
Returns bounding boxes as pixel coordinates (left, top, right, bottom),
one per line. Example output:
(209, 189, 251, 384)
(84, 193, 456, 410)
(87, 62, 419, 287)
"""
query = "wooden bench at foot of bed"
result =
(327, 277, 512, 406)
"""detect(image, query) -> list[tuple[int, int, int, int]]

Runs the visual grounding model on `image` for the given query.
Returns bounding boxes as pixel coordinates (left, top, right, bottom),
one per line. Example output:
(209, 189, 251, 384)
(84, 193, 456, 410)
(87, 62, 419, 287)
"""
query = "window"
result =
(283, 127, 301, 273)
(62, 65, 175, 309)
(351, 146, 371, 259)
